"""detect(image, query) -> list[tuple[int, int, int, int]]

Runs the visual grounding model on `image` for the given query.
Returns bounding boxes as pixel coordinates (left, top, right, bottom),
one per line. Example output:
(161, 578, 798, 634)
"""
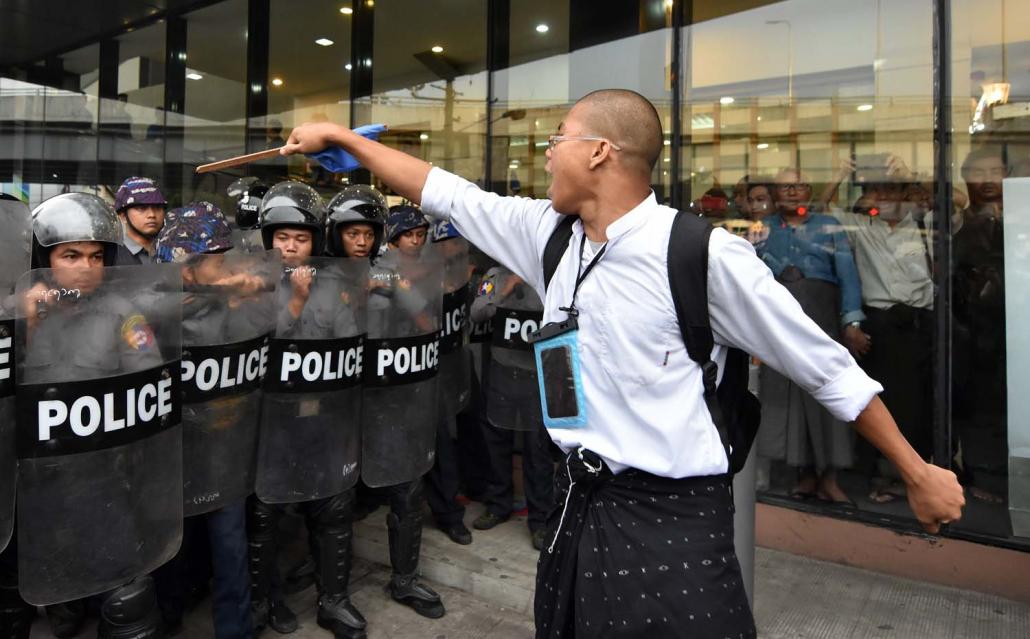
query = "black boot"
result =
(248, 498, 297, 635)
(45, 600, 86, 639)
(310, 495, 367, 639)
(97, 577, 164, 639)
(0, 583, 33, 639)
(386, 512, 445, 619)
(282, 556, 315, 595)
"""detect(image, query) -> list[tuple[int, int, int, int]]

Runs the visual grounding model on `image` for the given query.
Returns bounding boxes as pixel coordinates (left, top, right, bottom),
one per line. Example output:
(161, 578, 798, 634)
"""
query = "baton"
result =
(195, 147, 284, 174)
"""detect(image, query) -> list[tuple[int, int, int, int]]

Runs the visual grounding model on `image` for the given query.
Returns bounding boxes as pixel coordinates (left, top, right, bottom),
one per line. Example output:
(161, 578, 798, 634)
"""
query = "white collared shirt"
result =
(421, 168, 882, 478)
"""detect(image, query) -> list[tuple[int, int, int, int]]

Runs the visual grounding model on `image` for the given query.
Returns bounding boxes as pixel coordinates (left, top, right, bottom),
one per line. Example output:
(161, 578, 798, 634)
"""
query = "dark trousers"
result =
(456, 367, 494, 500)
(859, 304, 933, 463)
(155, 501, 252, 639)
(482, 423, 555, 532)
(425, 414, 467, 526)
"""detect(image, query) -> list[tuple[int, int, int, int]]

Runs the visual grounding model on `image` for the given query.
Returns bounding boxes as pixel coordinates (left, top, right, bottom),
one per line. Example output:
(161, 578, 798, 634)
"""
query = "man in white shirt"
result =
(279, 89, 964, 639)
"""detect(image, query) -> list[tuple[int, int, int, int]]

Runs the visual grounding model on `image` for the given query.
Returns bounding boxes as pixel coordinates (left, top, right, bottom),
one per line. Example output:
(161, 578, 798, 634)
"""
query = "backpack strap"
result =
(667, 211, 734, 464)
(542, 215, 578, 291)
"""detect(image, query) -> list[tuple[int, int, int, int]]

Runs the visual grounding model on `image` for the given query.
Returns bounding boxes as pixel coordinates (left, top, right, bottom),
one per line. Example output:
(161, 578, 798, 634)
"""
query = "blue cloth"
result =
(756, 213, 866, 325)
(306, 124, 387, 173)
(207, 501, 253, 639)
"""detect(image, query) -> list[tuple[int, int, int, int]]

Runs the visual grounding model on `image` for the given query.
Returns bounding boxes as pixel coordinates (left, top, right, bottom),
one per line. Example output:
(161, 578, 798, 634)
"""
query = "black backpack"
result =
(542, 212, 761, 473)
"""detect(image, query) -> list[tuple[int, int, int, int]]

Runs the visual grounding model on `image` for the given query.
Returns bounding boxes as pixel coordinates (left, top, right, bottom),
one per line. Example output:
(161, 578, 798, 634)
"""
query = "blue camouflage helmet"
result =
(385, 205, 430, 244)
(114, 176, 167, 212)
(154, 201, 234, 263)
(429, 219, 462, 243)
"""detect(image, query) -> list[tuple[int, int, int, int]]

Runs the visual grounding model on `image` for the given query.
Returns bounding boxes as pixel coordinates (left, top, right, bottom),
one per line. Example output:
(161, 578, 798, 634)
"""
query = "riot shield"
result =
(487, 270, 545, 431)
(0, 199, 32, 554)
(15, 264, 183, 605)
(361, 248, 443, 488)
(256, 257, 368, 503)
(180, 251, 277, 516)
(437, 237, 471, 418)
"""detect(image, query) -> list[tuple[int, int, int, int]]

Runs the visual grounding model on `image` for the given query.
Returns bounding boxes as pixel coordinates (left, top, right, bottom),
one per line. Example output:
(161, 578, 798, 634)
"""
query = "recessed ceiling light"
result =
(536, 24, 549, 33)
(365, 0, 374, 6)
(315, 38, 334, 46)
(757, 143, 769, 149)
(857, 103, 873, 111)
(345, 63, 352, 70)
(419, 133, 429, 140)
(186, 72, 203, 80)
(663, 157, 671, 162)
(663, 139, 671, 146)
(340, 6, 353, 14)
(271, 77, 284, 87)
(431, 45, 443, 54)
(720, 96, 734, 105)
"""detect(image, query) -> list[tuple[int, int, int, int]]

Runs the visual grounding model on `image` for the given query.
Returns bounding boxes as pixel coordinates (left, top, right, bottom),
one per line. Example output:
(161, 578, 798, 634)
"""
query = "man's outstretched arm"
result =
(281, 122, 430, 204)
(852, 396, 965, 533)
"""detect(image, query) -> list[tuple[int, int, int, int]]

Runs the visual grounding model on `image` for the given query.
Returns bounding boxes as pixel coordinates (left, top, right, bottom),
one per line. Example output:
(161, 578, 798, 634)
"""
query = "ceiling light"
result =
(431, 45, 443, 54)
(663, 139, 671, 146)
(340, 6, 353, 14)
(345, 63, 352, 70)
(271, 77, 284, 87)
(315, 38, 334, 46)
(536, 24, 549, 33)
(757, 143, 769, 149)
(419, 133, 429, 140)
(857, 103, 873, 111)
(665, 0, 674, 8)
(720, 96, 734, 105)
(365, 0, 374, 6)
(186, 72, 203, 81)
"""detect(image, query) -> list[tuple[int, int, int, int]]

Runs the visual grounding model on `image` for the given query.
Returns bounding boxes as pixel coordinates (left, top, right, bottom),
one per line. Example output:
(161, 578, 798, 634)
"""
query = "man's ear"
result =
(181, 266, 196, 284)
(588, 142, 613, 170)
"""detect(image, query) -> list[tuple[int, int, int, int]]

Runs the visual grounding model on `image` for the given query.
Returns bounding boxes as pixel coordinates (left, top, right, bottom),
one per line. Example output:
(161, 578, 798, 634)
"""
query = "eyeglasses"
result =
(547, 135, 623, 151)
(775, 182, 812, 193)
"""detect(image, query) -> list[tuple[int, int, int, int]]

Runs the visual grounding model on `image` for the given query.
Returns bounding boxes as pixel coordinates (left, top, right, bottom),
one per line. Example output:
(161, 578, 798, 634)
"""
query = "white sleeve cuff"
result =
(419, 167, 460, 221)
(810, 363, 884, 422)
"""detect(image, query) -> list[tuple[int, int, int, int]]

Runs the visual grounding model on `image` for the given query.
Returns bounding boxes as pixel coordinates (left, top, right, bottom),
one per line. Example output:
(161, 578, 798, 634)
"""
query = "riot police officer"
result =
(325, 184, 387, 262)
(15, 193, 179, 639)
(113, 176, 167, 264)
(360, 205, 446, 619)
(424, 220, 474, 545)
(155, 203, 272, 639)
(469, 266, 555, 550)
(248, 181, 370, 639)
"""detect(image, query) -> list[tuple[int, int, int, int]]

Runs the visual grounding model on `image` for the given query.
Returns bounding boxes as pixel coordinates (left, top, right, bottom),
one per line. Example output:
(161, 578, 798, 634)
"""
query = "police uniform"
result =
(469, 266, 555, 542)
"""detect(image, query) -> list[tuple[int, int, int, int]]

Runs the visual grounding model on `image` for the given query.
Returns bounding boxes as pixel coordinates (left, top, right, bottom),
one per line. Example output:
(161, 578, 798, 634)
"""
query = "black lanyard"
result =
(559, 236, 607, 318)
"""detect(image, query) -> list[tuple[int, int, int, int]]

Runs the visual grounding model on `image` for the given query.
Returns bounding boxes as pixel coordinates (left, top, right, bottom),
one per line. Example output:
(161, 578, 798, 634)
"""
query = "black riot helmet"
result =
(258, 180, 328, 254)
(325, 184, 388, 259)
(30, 193, 123, 268)
(227, 176, 269, 230)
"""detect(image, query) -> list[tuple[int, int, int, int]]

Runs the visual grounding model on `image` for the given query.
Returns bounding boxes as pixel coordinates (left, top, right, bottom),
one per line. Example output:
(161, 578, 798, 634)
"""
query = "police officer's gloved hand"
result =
(306, 124, 386, 173)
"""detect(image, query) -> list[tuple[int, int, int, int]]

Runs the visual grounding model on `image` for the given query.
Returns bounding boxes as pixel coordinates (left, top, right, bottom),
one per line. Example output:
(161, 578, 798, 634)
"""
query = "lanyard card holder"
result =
(529, 317, 587, 429)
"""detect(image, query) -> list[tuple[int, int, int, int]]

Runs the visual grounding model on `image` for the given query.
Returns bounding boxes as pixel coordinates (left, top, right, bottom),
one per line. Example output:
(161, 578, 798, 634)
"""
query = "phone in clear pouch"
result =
(529, 318, 587, 429)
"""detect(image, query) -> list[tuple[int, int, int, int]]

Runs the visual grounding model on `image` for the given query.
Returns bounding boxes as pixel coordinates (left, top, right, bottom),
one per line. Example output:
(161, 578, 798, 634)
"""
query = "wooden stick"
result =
(195, 147, 284, 174)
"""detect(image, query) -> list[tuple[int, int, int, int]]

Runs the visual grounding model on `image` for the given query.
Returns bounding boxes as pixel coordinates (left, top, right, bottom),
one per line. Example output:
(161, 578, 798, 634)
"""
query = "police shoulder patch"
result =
(121, 313, 156, 351)
(479, 280, 494, 297)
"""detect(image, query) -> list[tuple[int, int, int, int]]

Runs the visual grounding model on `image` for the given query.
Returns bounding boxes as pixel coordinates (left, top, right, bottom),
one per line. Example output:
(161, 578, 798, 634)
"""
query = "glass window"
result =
(181, 0, 248, 213)
(689, 1, 940, 528)
(99, 21, 167, 190)
(260, 0, 353, 186)
(493, 0, 674, 200)
(361, 0, 489, 197)
(949, 0, 1030, 542)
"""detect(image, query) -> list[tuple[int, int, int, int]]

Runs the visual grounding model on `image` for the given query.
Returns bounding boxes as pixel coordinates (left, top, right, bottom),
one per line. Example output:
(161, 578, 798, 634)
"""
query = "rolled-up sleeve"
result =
(420, 167, 561, 296)
(707, 229, 882, 422)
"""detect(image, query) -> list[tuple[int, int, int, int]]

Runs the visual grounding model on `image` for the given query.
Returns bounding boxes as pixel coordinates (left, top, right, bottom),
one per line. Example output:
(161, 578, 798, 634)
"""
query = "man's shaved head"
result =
(572, 89, 664, 175)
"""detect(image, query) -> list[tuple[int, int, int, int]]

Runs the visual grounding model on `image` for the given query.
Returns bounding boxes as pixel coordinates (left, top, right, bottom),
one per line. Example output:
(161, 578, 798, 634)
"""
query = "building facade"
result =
(1, 0, 1027, 564)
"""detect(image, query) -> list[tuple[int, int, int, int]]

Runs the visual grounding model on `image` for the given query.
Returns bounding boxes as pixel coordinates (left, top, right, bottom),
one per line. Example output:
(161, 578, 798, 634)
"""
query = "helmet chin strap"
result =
(124, 215, 159, 243)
